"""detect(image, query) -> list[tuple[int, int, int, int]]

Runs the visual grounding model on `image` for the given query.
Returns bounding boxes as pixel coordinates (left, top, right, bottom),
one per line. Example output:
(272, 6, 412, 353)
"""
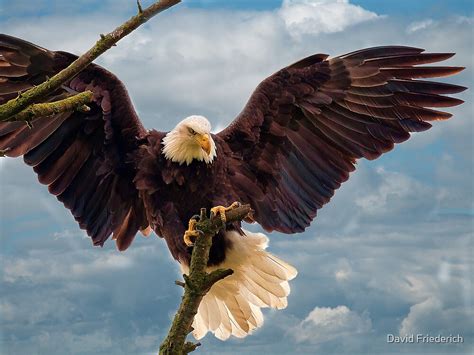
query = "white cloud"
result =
(333, 258, 352, 282)
(354, 166, 430, 216)
(400, 297, 442, 335)
(2, 242, 160, 283)
(293, 305, 372, 344)
(400, 297, 473, 337)
(437, 261, 451, 283)
(70, 253, 133, 276)
(3, 258, 41, 282)
(406, 19, 434, 33)
(335, 269, 350, 281)
(279, 0, 380, 38)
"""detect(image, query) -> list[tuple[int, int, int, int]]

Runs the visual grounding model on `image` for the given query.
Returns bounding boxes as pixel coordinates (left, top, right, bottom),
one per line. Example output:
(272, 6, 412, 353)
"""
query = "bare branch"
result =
(0, 0, 181, 121)
(183, 342, 201, 354)
(137, 0, 144, 14)
(175, 280, 185, 288)
(159, 204, 252, 354)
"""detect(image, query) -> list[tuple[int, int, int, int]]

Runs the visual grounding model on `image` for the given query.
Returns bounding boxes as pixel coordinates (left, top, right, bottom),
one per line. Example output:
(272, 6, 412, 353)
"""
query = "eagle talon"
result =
(184, 229, 201, 247)
(210, 202, 242, 225)
(183, 217, 202, 247)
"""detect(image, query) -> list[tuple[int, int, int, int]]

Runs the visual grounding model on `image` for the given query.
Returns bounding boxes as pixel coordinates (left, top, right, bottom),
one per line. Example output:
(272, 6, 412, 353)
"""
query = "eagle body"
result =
(136, 131, 236, 265)
(0, 34, 466, 340)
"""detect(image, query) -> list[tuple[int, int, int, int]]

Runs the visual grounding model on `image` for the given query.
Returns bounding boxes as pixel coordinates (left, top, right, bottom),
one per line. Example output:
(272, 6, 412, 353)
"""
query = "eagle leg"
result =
(210, 202, 242, 225)
(183, 216, 203, 247)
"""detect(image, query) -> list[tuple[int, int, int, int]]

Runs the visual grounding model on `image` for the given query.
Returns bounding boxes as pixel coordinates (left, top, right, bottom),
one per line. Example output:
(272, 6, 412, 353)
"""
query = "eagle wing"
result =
(218, 46, 466, 233)
(0, 34, 150, 250)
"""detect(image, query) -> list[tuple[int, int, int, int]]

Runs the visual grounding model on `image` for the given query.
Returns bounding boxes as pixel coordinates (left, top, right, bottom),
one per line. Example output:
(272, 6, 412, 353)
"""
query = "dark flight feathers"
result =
(218, 46, 466, 233)
(0, 35, 148, 250)
(0, 34, 466, 251)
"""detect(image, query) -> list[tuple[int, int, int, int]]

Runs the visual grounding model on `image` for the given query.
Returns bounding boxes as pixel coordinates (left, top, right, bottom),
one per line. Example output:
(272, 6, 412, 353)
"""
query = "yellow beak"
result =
(196, 133, 211, 155)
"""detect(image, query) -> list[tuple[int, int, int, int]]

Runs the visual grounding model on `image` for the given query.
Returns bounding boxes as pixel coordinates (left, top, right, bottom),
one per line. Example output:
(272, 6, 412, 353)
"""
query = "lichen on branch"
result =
(5, 91, 93, 123)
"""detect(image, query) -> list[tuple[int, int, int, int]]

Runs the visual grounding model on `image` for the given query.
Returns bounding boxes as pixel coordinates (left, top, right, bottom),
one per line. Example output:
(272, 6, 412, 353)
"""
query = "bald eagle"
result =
(0, 34, 466, 340)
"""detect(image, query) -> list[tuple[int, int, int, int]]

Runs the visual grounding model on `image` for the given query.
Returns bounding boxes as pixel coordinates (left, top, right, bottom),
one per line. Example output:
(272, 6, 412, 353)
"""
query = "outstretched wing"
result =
(0, 34, 150, 250)
(218, 46, 466, 233)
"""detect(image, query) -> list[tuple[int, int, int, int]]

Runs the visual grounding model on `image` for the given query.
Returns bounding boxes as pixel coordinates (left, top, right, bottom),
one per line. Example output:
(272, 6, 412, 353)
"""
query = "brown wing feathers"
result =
(220, 46, 466, 234)
(0, 35, 467, 245)
(0, 35, 148, 250)
(0, 35, 57, 102)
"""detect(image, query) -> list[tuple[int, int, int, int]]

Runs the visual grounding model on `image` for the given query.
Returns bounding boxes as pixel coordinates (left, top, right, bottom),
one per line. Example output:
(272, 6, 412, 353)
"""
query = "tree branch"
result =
(0, 0, 181, 122)
(159, 204, 252, 355)
(5, 91, 93, 123)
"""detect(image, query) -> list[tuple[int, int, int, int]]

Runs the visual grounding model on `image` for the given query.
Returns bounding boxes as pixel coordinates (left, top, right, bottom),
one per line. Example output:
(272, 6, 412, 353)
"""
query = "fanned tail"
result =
(180, 229, 297, 340)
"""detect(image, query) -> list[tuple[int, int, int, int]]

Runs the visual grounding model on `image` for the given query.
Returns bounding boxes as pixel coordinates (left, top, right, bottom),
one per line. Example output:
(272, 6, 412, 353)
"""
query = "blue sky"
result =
(1, 1, 473, 354)
(186, 0, 474, 16)
(1, 0, 473, 19)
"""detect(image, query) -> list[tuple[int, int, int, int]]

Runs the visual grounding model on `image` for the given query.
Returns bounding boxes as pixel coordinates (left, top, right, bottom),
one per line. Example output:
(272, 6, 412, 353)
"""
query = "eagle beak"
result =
(196, 133, 211, 155)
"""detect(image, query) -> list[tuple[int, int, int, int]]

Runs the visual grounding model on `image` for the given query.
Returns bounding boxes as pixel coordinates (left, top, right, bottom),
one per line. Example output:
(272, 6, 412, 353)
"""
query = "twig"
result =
(159, 204, 252, 355)
(175, 280, 185, 288)
(0, 0, 181, 121)
(5, 91, 93, 123)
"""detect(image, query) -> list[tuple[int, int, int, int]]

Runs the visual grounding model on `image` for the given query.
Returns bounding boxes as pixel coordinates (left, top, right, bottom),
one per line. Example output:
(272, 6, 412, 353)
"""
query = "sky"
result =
(0, 0, 473, 354)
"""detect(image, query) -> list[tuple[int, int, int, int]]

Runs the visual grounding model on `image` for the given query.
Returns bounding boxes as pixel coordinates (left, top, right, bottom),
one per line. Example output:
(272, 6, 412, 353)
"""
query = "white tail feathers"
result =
(179, 229, 297, 341)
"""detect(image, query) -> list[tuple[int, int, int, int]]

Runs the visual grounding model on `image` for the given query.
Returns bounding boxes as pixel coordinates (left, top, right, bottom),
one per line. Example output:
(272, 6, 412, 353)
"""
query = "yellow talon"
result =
(210, 202, 241, 224)
(183, 218, 201, 246)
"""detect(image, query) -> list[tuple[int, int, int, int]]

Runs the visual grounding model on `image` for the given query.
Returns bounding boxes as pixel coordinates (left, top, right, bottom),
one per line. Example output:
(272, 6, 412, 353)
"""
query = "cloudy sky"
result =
(0, 0, 473, 354)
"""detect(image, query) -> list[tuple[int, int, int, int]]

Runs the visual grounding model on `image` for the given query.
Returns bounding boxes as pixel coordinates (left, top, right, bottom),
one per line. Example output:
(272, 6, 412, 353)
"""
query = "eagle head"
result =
(162, 115, 217, 165)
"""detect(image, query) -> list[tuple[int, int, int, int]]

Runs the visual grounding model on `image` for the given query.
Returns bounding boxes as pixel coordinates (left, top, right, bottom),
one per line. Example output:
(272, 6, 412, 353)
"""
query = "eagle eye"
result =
(188, 127, 196, 135)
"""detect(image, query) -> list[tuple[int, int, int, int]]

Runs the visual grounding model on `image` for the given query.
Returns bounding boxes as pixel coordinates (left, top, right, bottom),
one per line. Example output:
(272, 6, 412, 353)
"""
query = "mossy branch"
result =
(4, 91, 94, 124)
(159, 204, 252, 355)
(0, 0, 181, 122)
